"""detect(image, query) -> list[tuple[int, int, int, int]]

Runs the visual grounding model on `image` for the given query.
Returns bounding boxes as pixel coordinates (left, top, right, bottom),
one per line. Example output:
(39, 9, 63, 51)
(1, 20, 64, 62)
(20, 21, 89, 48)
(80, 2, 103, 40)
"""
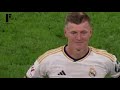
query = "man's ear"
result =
(90, 29, 93, 38)
(64, 28, 67, 38)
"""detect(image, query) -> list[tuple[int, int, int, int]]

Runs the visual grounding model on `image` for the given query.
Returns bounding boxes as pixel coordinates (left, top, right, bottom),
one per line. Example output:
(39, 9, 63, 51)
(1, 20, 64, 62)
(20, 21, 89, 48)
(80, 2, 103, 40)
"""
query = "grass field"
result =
(0, 12, 120, 78)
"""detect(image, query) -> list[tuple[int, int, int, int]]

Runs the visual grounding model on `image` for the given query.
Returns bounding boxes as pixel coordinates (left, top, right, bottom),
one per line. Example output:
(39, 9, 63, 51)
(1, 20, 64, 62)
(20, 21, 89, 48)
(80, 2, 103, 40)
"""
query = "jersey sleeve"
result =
(26, 59, 49, 78)
(105, 54, 120, 78)
(111, 60, 120, 78)
(26, 60, 42, 78)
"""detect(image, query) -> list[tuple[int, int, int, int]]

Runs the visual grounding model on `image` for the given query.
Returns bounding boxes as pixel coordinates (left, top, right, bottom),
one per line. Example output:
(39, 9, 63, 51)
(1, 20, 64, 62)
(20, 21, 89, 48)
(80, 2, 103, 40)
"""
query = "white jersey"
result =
(26, 45, 120, 78)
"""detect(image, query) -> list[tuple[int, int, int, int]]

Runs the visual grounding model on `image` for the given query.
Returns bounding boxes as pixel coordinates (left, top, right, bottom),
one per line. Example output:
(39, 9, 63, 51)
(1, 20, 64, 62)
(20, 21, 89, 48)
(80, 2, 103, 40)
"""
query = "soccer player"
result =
(25, 12, 120, 78)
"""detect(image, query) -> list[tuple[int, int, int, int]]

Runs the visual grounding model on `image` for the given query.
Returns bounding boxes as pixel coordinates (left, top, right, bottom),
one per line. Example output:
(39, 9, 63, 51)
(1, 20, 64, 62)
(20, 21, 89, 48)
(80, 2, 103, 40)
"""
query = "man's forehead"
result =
(67, 21, 91, 29)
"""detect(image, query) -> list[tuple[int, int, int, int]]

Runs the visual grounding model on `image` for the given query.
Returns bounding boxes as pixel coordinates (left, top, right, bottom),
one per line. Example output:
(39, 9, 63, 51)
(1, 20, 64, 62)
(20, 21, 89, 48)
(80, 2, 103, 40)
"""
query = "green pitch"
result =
(0, 12, 120, 78)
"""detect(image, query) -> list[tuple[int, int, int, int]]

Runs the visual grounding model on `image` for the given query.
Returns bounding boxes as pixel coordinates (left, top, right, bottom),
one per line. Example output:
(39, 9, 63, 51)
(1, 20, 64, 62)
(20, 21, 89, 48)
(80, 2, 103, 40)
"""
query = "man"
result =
(25, 12, 120, 78)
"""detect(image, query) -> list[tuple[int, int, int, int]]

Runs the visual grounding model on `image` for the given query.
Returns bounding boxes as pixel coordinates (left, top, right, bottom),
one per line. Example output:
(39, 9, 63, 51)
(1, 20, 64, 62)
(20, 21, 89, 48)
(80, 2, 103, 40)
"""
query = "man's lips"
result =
(75, 42, 83, 43)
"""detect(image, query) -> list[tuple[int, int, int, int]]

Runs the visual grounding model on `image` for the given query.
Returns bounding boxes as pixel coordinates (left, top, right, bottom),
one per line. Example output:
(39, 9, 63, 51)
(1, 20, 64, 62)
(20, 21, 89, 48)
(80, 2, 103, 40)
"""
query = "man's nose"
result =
(76, 33, 81, 40)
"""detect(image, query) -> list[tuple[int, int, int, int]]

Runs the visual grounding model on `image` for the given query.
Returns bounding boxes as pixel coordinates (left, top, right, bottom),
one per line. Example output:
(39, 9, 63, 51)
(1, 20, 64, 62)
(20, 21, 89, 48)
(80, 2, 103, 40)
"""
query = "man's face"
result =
(64, 21, 92, 50)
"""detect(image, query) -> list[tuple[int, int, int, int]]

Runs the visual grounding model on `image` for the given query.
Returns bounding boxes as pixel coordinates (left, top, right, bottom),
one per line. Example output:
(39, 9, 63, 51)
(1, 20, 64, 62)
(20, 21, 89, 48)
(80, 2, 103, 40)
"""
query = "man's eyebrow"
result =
(71, 31, 77, 32)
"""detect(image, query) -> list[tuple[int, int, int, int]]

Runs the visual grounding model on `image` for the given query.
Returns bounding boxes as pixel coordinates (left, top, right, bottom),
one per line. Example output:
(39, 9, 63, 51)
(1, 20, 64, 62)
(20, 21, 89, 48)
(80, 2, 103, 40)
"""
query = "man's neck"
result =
(65, 45, 89, 60)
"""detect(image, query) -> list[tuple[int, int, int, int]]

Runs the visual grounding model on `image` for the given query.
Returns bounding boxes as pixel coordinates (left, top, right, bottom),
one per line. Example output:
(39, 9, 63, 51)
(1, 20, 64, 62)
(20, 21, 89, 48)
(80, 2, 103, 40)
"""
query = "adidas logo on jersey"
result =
(58, 70, 66, 75)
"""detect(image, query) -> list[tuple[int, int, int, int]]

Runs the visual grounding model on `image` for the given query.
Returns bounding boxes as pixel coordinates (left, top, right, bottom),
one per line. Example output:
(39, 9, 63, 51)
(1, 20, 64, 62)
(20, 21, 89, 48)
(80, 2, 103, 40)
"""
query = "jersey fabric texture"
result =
(26, 45, 119, 78)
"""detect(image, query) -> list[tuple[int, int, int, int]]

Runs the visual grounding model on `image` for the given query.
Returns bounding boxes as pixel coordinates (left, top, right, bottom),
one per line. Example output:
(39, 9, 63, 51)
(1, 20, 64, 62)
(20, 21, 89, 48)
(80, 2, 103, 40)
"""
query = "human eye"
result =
(81, 31, 88, 34)
(71, 31, 77, 34)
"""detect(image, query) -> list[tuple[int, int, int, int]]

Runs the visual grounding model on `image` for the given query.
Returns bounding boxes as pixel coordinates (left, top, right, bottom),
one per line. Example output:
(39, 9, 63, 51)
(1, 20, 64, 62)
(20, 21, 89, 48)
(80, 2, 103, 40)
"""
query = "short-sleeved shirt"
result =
(26, 45, 120, 78)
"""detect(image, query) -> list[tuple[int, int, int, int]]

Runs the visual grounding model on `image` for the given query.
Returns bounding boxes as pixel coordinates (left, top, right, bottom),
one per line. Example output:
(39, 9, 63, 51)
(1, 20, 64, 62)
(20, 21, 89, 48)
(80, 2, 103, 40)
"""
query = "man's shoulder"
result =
(36, 46, 64, 63)
(45, 46, 63, 54)
(89, 46, 117, 62)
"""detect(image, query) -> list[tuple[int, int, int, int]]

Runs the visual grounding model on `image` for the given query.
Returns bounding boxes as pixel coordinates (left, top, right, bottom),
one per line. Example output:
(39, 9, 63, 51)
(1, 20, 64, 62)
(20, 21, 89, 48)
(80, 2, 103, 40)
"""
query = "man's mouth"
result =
(75, 42, 83, 43)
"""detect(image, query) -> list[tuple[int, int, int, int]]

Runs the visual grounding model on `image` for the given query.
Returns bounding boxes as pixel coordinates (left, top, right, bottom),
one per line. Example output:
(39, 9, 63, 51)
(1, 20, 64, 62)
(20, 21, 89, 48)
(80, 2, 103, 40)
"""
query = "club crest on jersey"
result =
(89, 67, 96, 78)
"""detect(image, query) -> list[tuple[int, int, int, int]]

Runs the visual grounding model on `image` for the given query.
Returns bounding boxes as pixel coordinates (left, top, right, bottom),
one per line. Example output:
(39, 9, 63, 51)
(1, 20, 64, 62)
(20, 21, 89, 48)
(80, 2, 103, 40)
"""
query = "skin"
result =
(64, 21, 92, 60)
